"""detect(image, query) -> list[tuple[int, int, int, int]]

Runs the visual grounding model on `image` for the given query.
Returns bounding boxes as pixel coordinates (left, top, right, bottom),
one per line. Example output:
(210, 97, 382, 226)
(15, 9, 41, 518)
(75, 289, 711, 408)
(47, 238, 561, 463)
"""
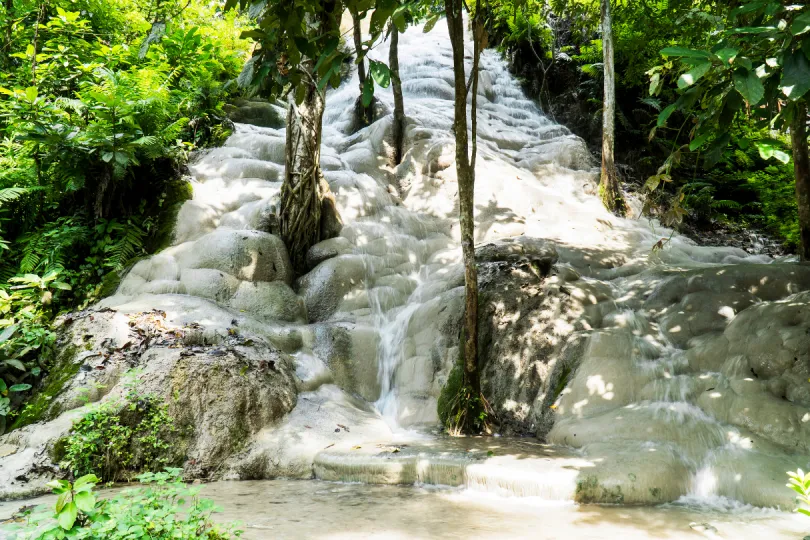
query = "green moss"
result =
(575, 475, 625, 504)
(148, 177, 193, 254)
(437, 361, 463, 427)
(10, 345, 82, 431)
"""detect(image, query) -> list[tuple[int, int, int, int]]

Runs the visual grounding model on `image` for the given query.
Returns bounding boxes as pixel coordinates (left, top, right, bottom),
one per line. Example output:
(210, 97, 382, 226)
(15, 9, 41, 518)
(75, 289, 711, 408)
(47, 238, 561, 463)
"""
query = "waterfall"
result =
(98, 17, 810, 508)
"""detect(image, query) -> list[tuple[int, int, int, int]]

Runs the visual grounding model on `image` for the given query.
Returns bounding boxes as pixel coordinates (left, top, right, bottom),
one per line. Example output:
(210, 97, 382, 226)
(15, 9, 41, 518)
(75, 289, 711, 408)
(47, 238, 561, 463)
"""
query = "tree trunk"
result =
(599, 0, 625, 214)
(389, 24, 405, 165)
(445, 0, 481, 411)
(792, 100, 810, 261)
(351, 8, 372, 126)
(3, 0, 12, 64)
(279, 3, 341, 274)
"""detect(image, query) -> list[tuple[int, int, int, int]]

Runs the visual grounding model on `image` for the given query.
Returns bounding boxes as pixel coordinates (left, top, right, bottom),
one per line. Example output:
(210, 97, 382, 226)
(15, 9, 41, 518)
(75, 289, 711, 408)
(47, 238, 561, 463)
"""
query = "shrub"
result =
(58, 383, 180, 482)
(4, 469, 241, 539)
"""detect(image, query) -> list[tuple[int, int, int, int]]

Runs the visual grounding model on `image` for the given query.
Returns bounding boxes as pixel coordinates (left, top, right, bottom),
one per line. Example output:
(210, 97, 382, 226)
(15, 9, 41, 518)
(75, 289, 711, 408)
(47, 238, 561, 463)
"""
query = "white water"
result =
(91, 17, 810, 510)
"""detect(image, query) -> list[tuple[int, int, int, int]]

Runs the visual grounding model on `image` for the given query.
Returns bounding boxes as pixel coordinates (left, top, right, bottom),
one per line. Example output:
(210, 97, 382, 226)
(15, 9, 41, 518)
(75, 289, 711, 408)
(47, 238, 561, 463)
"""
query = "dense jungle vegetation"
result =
(0, 0, 248, 430)
(2, 0, 810, 535)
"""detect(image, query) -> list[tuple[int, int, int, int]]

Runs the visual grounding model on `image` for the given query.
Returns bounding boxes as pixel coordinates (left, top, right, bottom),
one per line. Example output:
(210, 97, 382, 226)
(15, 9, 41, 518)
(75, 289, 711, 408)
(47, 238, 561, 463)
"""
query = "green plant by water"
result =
(58, 379, 179, 482)
(4, 469, 241, 539)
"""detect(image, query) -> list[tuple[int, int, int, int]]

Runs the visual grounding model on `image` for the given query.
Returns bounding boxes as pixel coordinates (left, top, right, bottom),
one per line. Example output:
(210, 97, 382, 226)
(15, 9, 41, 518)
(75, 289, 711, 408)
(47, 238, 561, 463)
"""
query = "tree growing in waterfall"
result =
(227, 0, 347, 273)
(599, 0, 625, 214)
(348, 0, 424, 164)
(442, 0, 490, 434)
(350, 4, 374, 127)
(651, 2, 810, 260)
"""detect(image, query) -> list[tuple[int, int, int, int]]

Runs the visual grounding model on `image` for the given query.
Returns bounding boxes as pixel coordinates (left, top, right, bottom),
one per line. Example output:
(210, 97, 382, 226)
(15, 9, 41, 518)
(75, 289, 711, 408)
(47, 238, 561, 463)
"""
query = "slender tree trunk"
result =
(3, 0, 12, 64)
(351, 8, 372, 126)
(389, 24, 405, 165)
(792, 100, 810, 261)
(599, 0, 625, 214)
(445, 0, 481, 416)
(279, 2, 341, 274)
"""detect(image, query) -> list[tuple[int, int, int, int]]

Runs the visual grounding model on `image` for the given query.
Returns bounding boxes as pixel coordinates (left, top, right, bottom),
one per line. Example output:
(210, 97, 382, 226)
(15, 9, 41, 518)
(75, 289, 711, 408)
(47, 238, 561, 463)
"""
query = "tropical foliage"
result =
(5, 470, 241, 539)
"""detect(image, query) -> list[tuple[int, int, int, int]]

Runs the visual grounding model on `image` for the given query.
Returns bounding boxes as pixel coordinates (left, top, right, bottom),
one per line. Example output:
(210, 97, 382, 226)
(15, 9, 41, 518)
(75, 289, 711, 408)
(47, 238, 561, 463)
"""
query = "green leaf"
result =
(393, 13, 406, 33)
(644, 175, 662, 191)
(9, 384, 31, 392)
(689, 132, 712, 151)
(74, 491, 95, 513)
(730, 2, 768, 18)
(715, 48, 739, 65)
(791, 10, 810, 35)
(780, 50, 810, 100)
(756, 141, 791, 163)
(733, 70, 764, 104)
(733, 26, 777, 34)
(56, 491, 70, 513)
(657, 104, 677, 127)
(423, 14, 440, 33)
(678, 61, 711, 88)
(73, 474, 99, 490)
(369, 60, 391, 88)
(362, 77, 374, 107)
(660, 47, 711, 59)
(4, 359, 26, 371)
(57, 501, 78, 530)
(0, 325, 16, 344)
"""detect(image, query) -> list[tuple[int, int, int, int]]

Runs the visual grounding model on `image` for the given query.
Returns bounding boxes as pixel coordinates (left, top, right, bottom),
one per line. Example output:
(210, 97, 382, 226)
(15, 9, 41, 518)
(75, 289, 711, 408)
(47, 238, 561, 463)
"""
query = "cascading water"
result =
(75, 15, 810, 509)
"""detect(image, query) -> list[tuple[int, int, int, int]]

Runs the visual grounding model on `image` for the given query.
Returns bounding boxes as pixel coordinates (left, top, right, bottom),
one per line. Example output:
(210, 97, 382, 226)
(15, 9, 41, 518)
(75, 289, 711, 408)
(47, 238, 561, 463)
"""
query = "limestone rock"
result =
(0, 309, 298, 498)
(296, 254, 370, 322)
(306, 236, 353, 271)
(173, 229, 293, 284)
(227, 281, 306, 323)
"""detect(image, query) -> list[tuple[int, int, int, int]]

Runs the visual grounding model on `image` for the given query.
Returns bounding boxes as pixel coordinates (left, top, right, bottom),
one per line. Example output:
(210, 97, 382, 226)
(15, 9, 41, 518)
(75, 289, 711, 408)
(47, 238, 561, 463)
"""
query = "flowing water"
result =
(77, 14, 810, 517)
(1, 480, 807, 539)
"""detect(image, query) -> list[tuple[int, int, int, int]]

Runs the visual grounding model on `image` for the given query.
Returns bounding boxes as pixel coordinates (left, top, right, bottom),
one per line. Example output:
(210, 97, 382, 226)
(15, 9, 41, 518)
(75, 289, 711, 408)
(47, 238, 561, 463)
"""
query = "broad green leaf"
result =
(4, 359, 25, 371)
(660, 47, 711, 59)
(423, 14, 440, 33)
(0, 325, 16, 343)
(369, 60, 391, 88)
(689, 132, 712, 151)
(362, 77, 374, 107)
(644, 175, 662, 191)
(74, 474, 99, 491)
(56, 491, 70, 513)
(716, 48, 739, 65)
(756, 141, 791, 163)
(678, 61, 711, 88)
(733, 70, 765, 104)
(57, 501, 78, 530)
(649, 72, 662, 96)
(9, 384, 31, 392)
(733, 26, 777, 34)
(791, 10, 810, 35)
(730, 1, 768, 18)
(74, 491, 95, 513)
(657, 104, 677, 127)
(393, 13, 406, 33)
(780, 50, 810, 99)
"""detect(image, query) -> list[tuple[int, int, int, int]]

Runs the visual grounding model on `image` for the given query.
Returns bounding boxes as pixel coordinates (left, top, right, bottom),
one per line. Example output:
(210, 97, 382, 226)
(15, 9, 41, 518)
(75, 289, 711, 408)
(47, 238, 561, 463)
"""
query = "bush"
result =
(57, 381, 180, 482)
(4, 470, 241, 539)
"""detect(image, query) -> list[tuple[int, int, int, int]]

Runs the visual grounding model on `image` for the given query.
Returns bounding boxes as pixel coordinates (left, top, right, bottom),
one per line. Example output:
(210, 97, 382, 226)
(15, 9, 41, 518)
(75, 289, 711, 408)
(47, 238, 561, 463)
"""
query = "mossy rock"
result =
(9, 344, 82, 431)
(575, 475, 625, 504)
(437, 361, 463, 427)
